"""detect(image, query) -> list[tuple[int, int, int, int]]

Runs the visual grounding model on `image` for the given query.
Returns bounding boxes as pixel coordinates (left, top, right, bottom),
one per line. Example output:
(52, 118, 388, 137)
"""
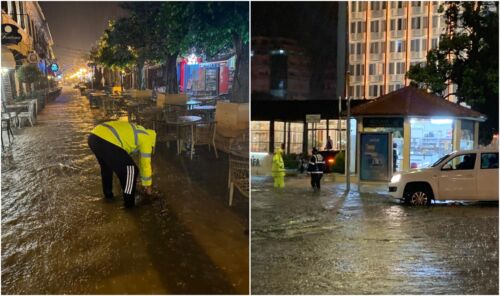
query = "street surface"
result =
(1, 87, 248, 294)
(251, 174, 498, 294)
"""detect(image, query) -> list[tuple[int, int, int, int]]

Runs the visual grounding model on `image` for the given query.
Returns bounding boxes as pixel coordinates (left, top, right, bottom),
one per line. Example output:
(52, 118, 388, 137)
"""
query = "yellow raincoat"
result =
(272, 148, 285, 188)
(91, 121, 156, 186)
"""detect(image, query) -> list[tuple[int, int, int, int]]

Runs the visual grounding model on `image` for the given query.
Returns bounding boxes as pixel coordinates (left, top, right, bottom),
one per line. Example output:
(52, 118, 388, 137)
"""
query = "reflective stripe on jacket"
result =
(91, 121, 156, 186)
(308, 154, 325, 174)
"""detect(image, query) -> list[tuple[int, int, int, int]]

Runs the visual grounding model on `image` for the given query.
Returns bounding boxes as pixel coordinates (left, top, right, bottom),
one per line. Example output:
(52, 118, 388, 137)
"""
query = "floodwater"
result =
(251, 174, 498, 295)
(1, 87, 248, 294)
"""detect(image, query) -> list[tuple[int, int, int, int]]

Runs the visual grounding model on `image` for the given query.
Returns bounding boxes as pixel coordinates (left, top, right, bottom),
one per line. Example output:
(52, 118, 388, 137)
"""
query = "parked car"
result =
(318, 150, 341, 173)
(389, 148, 499, 205)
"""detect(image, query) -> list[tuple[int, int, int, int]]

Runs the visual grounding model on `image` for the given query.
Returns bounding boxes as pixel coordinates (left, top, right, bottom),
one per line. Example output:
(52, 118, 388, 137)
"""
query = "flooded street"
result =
(1, 87, 248, 294)
(251, 174, 498, 294)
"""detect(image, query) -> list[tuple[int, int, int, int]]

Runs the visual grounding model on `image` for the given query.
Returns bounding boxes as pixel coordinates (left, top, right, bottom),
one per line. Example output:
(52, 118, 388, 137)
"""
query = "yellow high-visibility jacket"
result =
(91, 121, 157, 186)
(272, 148, 285, 177)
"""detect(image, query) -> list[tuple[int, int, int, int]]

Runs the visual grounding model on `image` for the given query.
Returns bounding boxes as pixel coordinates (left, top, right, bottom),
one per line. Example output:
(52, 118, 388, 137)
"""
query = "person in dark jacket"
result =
(308, 147, 325, 191)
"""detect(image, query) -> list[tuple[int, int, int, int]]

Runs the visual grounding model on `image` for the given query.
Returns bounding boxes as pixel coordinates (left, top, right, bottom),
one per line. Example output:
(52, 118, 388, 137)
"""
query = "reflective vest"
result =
(91, 121, 156, 186)
(308, 153, 325, 174)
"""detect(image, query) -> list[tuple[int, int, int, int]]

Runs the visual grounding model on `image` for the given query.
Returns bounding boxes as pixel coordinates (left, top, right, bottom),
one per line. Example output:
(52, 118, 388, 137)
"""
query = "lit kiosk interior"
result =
(350, 86, 486, 181)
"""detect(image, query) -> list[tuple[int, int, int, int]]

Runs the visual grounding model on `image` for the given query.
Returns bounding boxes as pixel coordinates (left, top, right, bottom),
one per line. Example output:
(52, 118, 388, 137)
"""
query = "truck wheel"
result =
(405, 186, 432, 206)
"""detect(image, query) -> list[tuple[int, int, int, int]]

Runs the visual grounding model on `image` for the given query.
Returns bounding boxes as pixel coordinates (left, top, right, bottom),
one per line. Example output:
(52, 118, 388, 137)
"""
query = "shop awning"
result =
(1, 46, 16, 69)
(351, 86, 486, 121)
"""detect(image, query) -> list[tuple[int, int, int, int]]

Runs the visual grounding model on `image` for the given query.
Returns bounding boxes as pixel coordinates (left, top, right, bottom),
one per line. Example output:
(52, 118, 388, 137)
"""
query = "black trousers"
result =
(88, 134, 138, 207)
(311, 173, 323, 189)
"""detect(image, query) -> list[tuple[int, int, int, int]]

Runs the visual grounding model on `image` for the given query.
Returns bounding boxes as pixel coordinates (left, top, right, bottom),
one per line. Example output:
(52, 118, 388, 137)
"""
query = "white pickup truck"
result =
(389, 148, 499, 205)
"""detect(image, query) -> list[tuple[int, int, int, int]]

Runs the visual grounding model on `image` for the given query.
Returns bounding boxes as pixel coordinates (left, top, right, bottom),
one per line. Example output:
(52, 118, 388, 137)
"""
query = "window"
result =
(392, 1, 406, 9)
(396, 62, 405, 74)
(350, 44, 355, 54)
(389, 62, 394, 74)
(370, 20, 379, 33)
(410, 39, 420, 52)
(351, 2, 356, 12)
(369, 63, 384, 76)
(423, 16, 428, 28)
(391, 40, 405, 52)
(443, 154, 477, 170)
(353, 64, 364, 76)
(369, 64, 376, 75)
(11, 1, 18, 22)
(432, 15, 439, 28)
(356, 42, 365, 54)
(351, 22, 356, 34)
(370, 42, 379, 54)
(289, 123, 304, 154)
(358, 2, 366, 12)
(431, 38, 439, 49)
(18, 1, 25, 29)
(369, 85, 383, 97)
(481, 153, 499, 169)
(411, 17, 421, 29)
(357, 21, 365, 33)
(251, 121, 270, 153)
(392, 18, 406, 31)
(412, 1, 422, 7)
(422, 39, 427, 52)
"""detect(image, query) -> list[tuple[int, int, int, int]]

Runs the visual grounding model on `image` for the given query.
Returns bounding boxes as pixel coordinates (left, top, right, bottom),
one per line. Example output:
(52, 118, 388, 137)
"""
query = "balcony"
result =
(411, 29, 425, 37)
(389, 74, 405, 82)
(370, 32, 383, 40)
(412, 6, 423, 14)
(349, 54, 363, 62)
(369, 53, 383, 61)
(371, 10, 384, 18)
(410, 51, 424, 59)
(390, 31, 403, 38)
(392, 8, 405, 17)
(369, 75, 383, 83)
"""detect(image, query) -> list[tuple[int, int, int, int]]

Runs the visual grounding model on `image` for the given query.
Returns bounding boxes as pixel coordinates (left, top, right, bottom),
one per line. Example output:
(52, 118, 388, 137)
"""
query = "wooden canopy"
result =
(351, 86, 486, 121)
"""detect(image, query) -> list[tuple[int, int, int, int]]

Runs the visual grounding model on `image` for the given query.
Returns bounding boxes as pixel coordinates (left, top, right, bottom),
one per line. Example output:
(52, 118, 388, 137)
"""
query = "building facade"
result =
(347, 1, 450, 100)
(1, 1, 56, 101)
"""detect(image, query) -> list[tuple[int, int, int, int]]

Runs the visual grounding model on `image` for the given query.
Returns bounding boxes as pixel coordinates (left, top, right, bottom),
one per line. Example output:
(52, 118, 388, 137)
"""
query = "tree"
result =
(407, 1, 499, 144)
(186, 2, 249, 102)
(16, 64, 44, 95)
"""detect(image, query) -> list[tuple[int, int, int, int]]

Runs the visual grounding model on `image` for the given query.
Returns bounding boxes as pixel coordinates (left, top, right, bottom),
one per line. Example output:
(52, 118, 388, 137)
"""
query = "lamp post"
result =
(345, 71, 351, 192)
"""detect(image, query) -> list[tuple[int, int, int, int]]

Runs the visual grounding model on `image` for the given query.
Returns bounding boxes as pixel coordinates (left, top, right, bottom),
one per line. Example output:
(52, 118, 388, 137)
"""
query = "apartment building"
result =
(348, 1, 446, 100)
(1, 1, 55, 100)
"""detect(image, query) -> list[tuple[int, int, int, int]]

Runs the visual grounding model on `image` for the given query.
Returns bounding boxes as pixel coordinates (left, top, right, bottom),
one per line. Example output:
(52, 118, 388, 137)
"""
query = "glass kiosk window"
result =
(410, 118, 453, 168)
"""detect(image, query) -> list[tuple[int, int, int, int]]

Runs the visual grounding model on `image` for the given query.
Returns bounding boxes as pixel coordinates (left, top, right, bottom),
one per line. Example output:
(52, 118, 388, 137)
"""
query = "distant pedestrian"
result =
(272, 143, 286, 189)
(325, 136, 333, 150)
(308, 147, 325, 191)
(88, 121, 156, 208)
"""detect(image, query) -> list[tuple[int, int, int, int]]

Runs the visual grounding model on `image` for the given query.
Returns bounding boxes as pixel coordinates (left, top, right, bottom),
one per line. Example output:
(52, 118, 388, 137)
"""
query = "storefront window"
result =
(410, 118, 453, 169)
(289, 123, 304, 154)
(274, 121, 285, 150)
(307, 120, 328, 152)
(328, 119, 347, 150)
(349, 118, 357, 173)
(251, 121, 270, 153)
(460, 120, 475, 150)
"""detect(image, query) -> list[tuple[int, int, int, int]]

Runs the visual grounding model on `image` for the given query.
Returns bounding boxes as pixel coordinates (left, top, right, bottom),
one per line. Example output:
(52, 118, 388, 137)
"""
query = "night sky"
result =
(39, 1, 127, 75)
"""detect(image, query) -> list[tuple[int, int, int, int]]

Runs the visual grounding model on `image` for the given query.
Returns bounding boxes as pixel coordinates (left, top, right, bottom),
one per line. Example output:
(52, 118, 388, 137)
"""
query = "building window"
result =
(411, 17, 421, 29)
(370, 42, 379, 54)
(390, 40, 406, 52)
(432, 15, 439, 28)
(11, 1, 18, 23)
(358, 2, 366, 12)
(410, 39, 420, 52)
(370, 20, 379, 33)
(423, 16, 428, 28)
(412, 1, 422, 7)
(289, 123, 304, 154)
(18, 1, 25, 29)
(390, 18, 406, 31)
(251, 121, 270, 153)
(356, 42, 365, 54)
(350, 22, 356, 34)
(431, 38, 439, 49)
(396, 62, 406, 74)
(369, 85, 382, 97)
(355, 64, 364, 76)
(357, 21, 365, 33)
(422, 39, 427, 52)
(410, 118, 453, 169)
(270, 54, 287, 98)
(391, 1, 406, 9)
(351, 2, 356, 12)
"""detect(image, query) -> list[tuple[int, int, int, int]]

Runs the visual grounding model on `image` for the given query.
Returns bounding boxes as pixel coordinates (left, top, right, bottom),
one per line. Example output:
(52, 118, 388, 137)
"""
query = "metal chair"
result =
(194, 119, 218, 158)
(228, 157, 249, 206)
(17, 101, 35, 128)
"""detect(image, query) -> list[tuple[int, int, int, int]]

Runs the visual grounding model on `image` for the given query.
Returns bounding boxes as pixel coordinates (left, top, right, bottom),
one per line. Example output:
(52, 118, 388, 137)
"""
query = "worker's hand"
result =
(144, 186, 153, 195)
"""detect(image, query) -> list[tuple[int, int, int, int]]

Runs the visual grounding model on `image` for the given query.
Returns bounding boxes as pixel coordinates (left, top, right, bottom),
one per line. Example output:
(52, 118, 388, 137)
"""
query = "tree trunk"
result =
(231, 34, 249, 103)
(163, 53, 179, 94)
(137, 59, 145, 90)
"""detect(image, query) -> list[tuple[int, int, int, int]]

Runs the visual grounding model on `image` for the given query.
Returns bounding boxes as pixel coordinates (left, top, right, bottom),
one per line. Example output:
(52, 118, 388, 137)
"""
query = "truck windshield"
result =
(431, 153, 453, 167)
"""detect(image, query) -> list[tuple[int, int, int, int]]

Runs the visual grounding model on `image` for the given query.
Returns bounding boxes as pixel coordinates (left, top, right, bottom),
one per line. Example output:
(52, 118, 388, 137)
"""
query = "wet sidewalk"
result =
(1, 87, 248, 294)
(251, 174, 498, 294)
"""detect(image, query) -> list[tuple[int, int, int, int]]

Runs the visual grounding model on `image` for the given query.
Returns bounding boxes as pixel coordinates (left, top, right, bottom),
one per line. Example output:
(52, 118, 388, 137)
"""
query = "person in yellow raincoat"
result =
(272, 143, 286, 188)
(88, 120, 156, 208)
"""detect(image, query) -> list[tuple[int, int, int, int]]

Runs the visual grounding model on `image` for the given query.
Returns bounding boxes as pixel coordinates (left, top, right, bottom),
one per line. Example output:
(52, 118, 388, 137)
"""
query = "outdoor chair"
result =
(1, 113, 14, 150)
(18, 101, 36, 128)
(194, 120, 218, 158)
(2, 101, 19, 127)
(228, 156, 249, 206)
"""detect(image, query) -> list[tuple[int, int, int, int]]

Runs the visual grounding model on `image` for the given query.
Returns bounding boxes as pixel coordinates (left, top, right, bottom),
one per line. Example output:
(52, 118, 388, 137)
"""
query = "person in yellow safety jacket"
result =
(88, 120, 156, 208)
(272, 144, 286, 188)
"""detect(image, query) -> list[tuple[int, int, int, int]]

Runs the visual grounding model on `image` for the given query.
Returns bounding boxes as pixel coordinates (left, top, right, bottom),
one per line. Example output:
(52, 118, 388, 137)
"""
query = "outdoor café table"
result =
(165, 115, 202, 160)
(137, 106, 163, 129)
(192, 105, 216, 120)
(126, 100, 151, 122)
